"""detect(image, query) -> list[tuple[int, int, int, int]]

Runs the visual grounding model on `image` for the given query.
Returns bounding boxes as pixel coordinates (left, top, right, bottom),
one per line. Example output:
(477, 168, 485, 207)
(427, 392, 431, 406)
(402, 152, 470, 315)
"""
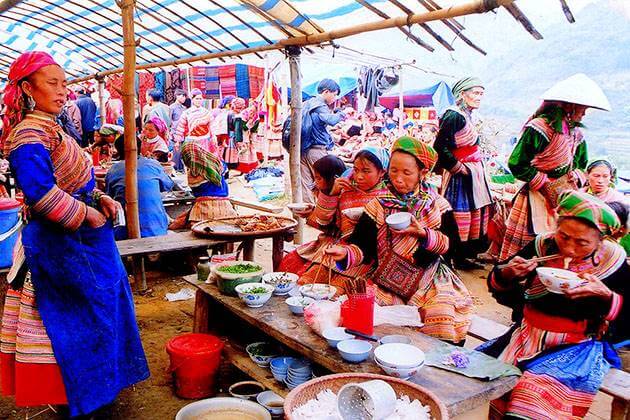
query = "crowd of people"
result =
(0, 49, 627, 420)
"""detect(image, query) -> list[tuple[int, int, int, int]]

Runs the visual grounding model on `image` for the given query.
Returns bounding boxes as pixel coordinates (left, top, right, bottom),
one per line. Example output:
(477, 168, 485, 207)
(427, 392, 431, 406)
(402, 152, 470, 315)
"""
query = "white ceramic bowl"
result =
(536, 267, 583, 294)
(299, 284, 337, 300)
(337, 339, 372, 363)
(322, 327, 355, 348)
(245, 342, 279, 367)
(256, 390, 284, 416)
(287, 203, 312, 212)
(213, 260, 265, 280)
(341, 207, 364, 221)
(235, 283, 275, 308)
(263, 272, 299, 295)
(175, 397, 271, 420)
(285, 296, 315, 315)
(375, 356, 424, 379)
(374, 343, 425, 369)
(385, 212, 412, 230)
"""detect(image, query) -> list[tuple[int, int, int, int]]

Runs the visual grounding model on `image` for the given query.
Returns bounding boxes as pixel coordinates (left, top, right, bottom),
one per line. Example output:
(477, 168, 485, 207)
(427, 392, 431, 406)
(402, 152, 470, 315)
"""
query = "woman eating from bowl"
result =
(281, 147, 389, 295)
(326, 136, 473, 344)
(583, 158, 628, 204)
(485, 190, 629, 419)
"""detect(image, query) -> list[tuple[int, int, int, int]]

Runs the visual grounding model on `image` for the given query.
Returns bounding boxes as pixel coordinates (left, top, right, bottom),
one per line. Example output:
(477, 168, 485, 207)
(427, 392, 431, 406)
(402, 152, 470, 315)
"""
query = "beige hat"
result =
(541, 73, 611, 111)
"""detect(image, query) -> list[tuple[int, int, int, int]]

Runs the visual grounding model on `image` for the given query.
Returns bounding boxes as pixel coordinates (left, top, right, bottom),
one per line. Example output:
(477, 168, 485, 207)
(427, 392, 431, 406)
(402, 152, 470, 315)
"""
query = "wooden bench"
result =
(116, 231, 228, 292)
(468, 314, 630, 420)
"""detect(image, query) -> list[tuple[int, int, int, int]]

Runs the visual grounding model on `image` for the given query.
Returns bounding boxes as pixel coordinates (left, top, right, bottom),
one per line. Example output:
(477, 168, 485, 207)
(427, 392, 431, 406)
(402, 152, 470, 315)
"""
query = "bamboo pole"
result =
(287, 46, 304, 245)
(120, 0, 140, 240)
(69, 0, 514, 84)
(97, 77, 106, 128)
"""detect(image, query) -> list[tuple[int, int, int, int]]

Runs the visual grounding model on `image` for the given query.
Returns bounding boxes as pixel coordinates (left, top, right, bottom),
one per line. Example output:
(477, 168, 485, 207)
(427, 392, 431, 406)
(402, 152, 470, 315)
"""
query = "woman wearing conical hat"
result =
(499, 74, 612, 260)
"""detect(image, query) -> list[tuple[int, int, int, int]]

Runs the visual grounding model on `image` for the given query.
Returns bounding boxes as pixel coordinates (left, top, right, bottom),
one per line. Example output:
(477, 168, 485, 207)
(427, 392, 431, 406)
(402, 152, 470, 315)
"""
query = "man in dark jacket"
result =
(75, 87, 97, 147)
(300, 79, 345, 203)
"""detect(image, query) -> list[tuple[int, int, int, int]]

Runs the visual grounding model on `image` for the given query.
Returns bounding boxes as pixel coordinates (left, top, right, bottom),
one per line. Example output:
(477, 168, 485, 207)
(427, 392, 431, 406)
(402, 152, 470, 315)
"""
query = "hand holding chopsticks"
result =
(497, 254, 562, 270)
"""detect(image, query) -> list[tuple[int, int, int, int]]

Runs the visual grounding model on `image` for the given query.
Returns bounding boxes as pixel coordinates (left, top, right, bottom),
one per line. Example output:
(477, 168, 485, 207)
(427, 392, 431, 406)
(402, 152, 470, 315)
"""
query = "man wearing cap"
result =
(499, 74, 611, 260)
(300, 78, 345, 204)
(434, 77, 493, 269)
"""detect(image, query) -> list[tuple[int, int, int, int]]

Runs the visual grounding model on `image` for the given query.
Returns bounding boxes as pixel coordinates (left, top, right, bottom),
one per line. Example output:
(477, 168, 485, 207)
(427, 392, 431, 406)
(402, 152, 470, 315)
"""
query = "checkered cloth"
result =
(391, 135, 437, 171)
(557, 190, 620, 236)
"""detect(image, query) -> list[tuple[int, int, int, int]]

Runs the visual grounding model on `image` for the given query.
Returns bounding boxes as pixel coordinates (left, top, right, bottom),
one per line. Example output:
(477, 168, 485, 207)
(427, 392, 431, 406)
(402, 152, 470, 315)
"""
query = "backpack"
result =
(281, 104, 315, 152)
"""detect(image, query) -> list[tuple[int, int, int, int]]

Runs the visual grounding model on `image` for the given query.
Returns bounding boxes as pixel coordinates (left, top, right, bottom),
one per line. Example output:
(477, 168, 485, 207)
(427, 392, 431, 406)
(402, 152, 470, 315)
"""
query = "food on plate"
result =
(241, 286, 269, 294)
(442, 349, 470, 368)
(234, 215, 287, 232)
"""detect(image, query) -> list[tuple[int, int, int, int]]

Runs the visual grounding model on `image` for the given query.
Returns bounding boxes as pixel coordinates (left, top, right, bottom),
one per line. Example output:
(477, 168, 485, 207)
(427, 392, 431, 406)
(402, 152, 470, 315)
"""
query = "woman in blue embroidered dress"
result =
(0, 52, 149, 417)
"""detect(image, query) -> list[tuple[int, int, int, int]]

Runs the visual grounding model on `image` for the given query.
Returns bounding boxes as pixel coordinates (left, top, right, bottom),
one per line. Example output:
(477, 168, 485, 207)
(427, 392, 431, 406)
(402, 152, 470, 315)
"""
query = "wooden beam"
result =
(419, 0, 465, 31)
(355, 0, 434, 52)
(120, 0, 140, 240)
(286, 46, 304, 245)
(0, 0, 23, 13)
(558, 0, 575, 23)
(69, 0, 515, 84)
(387, 0, 453, 51)
(503, 3, 543, 40)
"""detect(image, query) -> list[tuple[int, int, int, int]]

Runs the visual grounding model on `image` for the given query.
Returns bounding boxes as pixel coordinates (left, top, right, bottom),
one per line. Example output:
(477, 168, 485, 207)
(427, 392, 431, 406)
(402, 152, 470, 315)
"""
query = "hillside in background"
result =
(477, 1, 630, 167)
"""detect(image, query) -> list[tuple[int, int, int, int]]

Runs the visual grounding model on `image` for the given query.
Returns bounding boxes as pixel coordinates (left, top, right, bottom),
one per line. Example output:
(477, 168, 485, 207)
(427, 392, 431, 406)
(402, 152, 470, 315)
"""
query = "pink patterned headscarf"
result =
(146, 116, 168, 138)
(231, 97, 246, 113)
(2, 51, 59, 143)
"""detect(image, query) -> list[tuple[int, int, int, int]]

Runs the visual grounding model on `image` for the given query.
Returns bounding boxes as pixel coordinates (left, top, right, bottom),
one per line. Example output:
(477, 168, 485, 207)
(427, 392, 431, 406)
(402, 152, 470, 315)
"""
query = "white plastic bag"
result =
(374, 305, 423, 327)
(304, 300, 342, 336)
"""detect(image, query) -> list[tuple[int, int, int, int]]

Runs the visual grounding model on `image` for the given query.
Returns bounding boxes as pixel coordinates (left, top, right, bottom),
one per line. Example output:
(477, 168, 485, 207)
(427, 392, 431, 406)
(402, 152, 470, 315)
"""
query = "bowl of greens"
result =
(245, 342, 280, 367)
(235, 283, 275, 308)
(212, 261, 265, 295)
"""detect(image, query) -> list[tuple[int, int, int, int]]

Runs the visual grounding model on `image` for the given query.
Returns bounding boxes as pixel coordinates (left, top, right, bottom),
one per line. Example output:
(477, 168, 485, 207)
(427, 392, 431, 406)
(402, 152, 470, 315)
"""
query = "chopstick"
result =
(497, 254, 562, 270)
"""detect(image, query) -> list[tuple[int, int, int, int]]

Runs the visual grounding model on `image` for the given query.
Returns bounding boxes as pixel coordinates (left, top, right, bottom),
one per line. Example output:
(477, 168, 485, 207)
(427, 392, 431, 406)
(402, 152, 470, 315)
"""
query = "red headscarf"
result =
(2, 51, 59, 143)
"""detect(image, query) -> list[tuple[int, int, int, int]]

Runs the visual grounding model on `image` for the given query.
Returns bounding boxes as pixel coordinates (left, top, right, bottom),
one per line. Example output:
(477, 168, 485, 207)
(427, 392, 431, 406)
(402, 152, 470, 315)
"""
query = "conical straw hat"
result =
(541, 73, 611, 111)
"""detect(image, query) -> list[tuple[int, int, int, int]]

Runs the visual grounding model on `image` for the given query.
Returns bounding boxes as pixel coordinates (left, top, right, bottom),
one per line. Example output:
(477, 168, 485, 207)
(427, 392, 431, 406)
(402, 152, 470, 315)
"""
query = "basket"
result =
(283, 372, 449, 419)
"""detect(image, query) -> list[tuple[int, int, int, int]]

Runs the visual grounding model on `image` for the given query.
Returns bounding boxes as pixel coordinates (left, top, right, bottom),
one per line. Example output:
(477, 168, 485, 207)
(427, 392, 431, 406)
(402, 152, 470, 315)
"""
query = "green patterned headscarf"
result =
(557, 190, 621, 236)
(181, 141, 223, 186)
(391, 136, 437, 171)
(451, 77, 484, 100)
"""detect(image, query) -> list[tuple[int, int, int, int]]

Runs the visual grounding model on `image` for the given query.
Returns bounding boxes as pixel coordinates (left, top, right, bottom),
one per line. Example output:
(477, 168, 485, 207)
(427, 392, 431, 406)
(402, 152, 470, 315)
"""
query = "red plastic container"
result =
(341, 288, 375, 336)
(165, 333, 224, 399)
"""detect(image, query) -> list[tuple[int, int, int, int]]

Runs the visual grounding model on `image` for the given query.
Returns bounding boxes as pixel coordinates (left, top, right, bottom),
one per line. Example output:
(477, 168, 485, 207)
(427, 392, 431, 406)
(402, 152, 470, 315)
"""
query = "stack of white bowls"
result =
(374, 343, 425, 380)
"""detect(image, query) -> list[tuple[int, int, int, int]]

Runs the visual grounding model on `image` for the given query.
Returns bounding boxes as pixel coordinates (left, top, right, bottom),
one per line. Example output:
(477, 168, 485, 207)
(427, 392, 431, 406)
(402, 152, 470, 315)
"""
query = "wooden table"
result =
(184, 276, 518, 419)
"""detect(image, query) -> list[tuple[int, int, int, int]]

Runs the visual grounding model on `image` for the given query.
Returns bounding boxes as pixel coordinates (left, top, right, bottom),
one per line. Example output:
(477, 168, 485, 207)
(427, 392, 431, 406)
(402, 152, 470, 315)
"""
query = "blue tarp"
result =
(379, 81, 455, 116)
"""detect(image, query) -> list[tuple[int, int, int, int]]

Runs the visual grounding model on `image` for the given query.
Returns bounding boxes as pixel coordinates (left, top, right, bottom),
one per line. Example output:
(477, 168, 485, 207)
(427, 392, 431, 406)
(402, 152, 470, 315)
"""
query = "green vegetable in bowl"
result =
(243, 286, 269, 294)
(217, 263, 262, 274)
(248, 343, 274, 356)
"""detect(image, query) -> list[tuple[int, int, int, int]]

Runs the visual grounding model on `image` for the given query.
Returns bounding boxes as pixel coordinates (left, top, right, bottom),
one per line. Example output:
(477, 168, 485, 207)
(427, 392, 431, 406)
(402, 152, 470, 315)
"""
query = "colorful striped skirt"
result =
(0, 279, 68, 406)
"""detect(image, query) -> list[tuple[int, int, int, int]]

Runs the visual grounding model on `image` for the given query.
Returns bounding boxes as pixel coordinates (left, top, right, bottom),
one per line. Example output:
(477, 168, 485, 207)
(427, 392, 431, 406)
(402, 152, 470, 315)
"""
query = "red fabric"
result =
(2, 51, 58, 143)
(107, 74, 123, 100)
(278, 250, 308, 276)
(1, 353, 68, 406)
(248, 66, 265, 99)
(524, 306, 588, 334)
(218, 65, 236, 97)
(452, 145, 481, 162)
(138, 73, 155, 111)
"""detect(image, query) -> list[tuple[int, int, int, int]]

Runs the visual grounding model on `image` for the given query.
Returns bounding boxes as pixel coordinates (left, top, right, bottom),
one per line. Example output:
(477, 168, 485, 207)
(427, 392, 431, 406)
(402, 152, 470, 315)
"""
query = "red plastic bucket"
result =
(166, 333, 224, 399)
(341, 287, 375, 336)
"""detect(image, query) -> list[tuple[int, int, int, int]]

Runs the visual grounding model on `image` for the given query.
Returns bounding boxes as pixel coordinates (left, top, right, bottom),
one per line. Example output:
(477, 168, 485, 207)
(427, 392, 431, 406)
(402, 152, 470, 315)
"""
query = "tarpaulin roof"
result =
(379, 81, 454, 115)
(0, 0, 563, 83)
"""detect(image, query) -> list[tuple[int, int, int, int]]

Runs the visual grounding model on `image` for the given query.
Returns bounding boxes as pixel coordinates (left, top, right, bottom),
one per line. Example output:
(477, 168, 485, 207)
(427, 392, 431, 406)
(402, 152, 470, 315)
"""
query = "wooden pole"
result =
(398, 64, 404, 136)
(287, 46, 304, 245)
(69, 0, 514, 84)
(120, 0, 140, 240)
(97, 77, 107, 128)
(0, 0, 25, 14)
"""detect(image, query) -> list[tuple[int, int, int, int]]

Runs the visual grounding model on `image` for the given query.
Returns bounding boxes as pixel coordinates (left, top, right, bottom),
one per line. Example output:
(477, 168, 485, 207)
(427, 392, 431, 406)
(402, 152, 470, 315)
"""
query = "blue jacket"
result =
(105, 157, 174, 240)
(75, 94, 97, 133)
(301, 96, 344, 153)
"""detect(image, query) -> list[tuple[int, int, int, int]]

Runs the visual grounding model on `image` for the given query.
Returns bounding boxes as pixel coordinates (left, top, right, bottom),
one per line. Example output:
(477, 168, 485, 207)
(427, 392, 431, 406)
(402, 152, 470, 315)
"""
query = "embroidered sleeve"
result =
(336, 244, 364, 271)
(508, 127, 549, 184)
(10, 144, 86, 231)
(173, 112, 189, 143)
(309, 192, 339, 227)
(605, 292, 623, 321)
(423, 228, 449, 255)
(529, 171, 549, 191)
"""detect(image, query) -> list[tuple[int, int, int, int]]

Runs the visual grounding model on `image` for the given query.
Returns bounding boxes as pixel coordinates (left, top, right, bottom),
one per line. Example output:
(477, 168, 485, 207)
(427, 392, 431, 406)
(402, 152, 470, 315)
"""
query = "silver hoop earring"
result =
(25, 95, 36, 111)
